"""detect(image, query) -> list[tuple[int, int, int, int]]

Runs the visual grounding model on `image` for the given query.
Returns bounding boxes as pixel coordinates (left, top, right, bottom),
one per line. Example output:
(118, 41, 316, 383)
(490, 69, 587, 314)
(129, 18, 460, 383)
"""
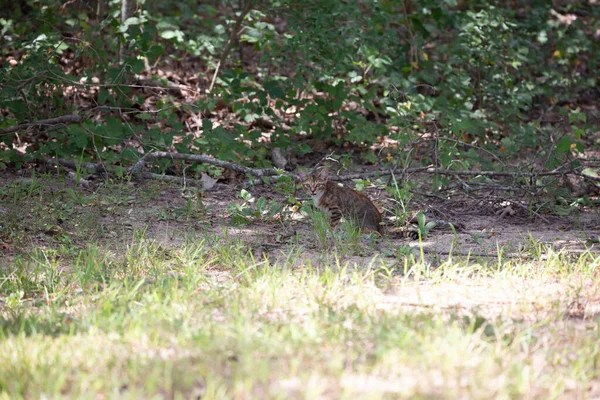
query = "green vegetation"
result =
(1, 174, 599, 398)
(1, 1, 598, 196)
(1, 1, 599, 398)
(1, 226, 599, 398)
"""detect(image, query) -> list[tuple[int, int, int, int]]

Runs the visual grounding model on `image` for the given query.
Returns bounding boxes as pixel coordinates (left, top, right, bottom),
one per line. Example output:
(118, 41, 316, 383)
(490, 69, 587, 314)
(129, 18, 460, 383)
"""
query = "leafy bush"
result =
(0, 0, 597, 190)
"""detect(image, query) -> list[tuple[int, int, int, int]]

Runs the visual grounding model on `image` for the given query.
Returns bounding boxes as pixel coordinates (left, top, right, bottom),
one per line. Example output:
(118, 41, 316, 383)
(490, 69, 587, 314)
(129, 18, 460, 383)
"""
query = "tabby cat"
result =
(298, 168, 383, 234)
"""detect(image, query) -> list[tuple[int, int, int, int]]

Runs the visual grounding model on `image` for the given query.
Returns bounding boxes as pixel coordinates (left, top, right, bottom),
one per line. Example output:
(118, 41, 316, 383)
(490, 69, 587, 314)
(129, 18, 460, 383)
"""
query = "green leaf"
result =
(124, 17, 141, 26)
(126, 58, 145, 74)
(555, 136, 573, 154)
(363, 151, 378, 164)
(67, 125, 88, 149)
(263, 81, 285, 99)
(97, 88, 112, 105)
(202, 119, 213, 133)
(135, 113, 153, 120)
(256, 196, 266, 212)
(240, 189, 252, 201)
(147, 45, 164, 62)
(573, 126, 585, 139)
(231, 214, 249, 226)
(243, 113, 259, 123)
(416, 211, 426, 227)
(160, 30, 184, 42)
(569, 109, 586, 124)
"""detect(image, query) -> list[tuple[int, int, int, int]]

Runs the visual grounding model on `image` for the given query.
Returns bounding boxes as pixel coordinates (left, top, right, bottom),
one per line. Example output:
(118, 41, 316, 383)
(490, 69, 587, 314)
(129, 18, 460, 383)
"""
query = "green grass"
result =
(1, 176, 599, 398)
(1, 234, 599, 399)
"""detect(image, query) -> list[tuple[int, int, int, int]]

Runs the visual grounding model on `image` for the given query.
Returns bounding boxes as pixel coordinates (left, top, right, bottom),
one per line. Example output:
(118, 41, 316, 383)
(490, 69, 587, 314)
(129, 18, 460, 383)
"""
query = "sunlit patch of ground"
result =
(1, 172, 599, 398)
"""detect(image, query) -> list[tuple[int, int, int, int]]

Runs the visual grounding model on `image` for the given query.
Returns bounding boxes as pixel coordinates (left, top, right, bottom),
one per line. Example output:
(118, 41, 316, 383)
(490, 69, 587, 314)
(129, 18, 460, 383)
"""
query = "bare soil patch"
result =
(1, 170, 599, 260)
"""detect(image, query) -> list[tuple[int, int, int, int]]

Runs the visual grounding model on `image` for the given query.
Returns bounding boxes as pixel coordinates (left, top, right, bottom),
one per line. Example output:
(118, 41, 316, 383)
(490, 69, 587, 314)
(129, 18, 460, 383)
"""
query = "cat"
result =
(298, 168, 383, 234)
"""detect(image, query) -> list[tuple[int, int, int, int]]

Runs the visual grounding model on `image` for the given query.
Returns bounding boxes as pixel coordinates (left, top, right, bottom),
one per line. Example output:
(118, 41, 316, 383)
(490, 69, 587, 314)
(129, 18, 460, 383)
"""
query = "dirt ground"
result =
(3, 170, 599, 327)
(1, 170, 599, 265)
(138, 175, 600, 261)
(2, 171, 600, 398)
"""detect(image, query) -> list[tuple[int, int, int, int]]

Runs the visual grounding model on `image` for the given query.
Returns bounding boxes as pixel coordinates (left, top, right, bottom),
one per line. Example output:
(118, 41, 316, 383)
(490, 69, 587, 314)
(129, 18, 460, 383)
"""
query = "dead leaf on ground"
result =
(201, 172, 218, 190)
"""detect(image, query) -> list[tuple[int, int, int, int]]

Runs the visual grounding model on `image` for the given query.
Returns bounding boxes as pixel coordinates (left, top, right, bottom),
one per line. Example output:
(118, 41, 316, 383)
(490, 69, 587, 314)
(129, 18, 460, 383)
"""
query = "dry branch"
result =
(328, 169, 422, 181)
(140, 172, 204, 186)
(44, 157, 106, 172)
(37, 149, 593, 186)
(131, 152, 390, 182)
(134, 76, 192, 96)
(422, 167, 568, 178)
(0, 115, 82, 136)
(135, 151, 286, 178)
(129, 151, 585, 186)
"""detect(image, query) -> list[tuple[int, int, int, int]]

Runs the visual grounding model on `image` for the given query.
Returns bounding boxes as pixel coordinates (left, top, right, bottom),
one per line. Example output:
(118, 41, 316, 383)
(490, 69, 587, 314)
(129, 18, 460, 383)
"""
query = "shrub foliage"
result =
(0, 0, 598, 186)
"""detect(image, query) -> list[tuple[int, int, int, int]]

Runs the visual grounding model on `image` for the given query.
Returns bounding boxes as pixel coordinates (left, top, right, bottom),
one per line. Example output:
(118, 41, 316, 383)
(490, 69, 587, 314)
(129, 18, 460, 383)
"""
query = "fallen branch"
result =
(134, 76, 193, 96)
(40, 151, 586, 192)
(328, 168, 424, 181)
(510, 201, 551, 224)
(129, 151, 582, 185)
(429, 166, 600, 184)
(140, 171, 204, 186)
(44, 157, 106, 172)
(325, 166, 571, 181)
(42, 149, 583, 192)
(133, 151, 287, 179)
(423, 167, 569, 178)
(132, 153, 402, 182)
(129, 152, 394, 185)
(0, 114, 82, 136)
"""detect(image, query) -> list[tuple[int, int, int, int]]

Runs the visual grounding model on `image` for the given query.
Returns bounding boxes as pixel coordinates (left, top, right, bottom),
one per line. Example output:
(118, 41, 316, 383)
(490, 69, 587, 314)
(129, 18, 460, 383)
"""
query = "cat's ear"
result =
(318, 168, 329, 180)
(297, 170, 308, 181)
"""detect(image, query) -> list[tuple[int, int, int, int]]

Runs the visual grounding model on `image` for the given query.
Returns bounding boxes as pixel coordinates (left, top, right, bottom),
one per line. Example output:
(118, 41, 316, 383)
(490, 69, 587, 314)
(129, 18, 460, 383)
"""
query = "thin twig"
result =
(509, 201, 551, 224)
(426, 136, 506, 166)
(208, 0, 253, 92)
(82, 125, 108, 179)
(330, 169, 423, 181)
(0, 115, 82, 136)
(423, 167, 570, 178)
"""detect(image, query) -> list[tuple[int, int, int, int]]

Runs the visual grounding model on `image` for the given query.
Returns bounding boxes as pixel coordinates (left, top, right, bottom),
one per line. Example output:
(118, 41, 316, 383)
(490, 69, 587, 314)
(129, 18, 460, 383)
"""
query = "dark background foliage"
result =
(1, 0, 598, 192)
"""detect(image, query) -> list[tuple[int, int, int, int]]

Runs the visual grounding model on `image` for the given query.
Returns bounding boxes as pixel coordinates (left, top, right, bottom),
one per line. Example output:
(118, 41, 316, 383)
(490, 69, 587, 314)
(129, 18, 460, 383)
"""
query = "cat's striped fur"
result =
(298, 168, 383, 234)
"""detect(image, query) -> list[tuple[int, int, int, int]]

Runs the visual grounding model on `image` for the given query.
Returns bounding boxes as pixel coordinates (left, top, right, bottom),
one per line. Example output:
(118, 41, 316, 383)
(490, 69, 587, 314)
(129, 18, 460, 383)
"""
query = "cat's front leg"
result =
(328, 207, 342, 230)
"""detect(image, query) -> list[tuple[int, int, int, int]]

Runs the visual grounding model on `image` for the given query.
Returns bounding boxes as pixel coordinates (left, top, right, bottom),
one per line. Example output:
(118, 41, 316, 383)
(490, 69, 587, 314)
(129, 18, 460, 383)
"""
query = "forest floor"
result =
(1, 170, 600, 399)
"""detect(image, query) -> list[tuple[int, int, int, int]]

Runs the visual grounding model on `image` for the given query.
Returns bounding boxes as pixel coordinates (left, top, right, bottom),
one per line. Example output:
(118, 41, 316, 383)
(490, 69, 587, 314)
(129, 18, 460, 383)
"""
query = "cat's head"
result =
(298, 168, 329, 195)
